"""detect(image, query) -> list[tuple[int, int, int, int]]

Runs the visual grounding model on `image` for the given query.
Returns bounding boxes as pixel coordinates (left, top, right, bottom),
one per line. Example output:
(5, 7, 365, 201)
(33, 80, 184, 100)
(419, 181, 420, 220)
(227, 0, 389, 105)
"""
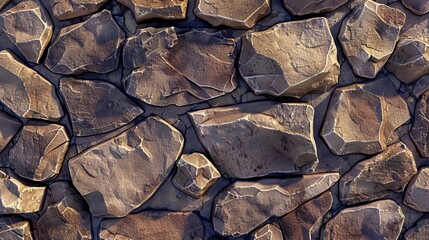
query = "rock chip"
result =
(321, 200, 404, 240)
(117, 0, 188, 22)
(410, 90, 429, 158)
(283, 0, 348, 15)
(248, 224, 283, 240)
(0, 0, 10, 11)
(189, 101, 318, 178)
(0, 216, 33, 239)
(69, 116, 184, 217)
(239, 17, 339, 98)
(0, 111, 21, 153)
(404, 167, 429, 212)
(44, 10, 125, 75)
(49, 0, 109, 20)
(338, 1, 405, 78)
(404, 216, 429, 240)
(0, 0, 53, 63)
(59, 78, 143, 137)
(212, 173, 339, 237)
(0, 50, 64, 121)
(194, 0, 270, 29)
(99, 211, 203, 239)
(402, 0, 429, 15)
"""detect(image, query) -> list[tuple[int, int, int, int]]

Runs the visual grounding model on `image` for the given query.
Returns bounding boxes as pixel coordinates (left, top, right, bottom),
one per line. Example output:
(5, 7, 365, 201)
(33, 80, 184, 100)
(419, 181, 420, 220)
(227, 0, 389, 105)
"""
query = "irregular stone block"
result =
(248, 224, 283, 240)
(0, 111, 21, 153)
(283, 0, 348, 15)
(402, 0, 429, 15)
(410, 90, 429, 158)
(404, 216, 429, 240)
(0, 216, 33, 240)
(49, 0, 109, 20)
(404, 167, 429, 212)
(117, 0, 188, 22)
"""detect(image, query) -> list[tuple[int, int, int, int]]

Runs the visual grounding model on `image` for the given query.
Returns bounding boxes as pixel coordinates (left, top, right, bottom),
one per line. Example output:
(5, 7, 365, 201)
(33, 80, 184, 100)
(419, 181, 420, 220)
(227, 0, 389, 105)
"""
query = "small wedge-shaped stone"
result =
(213, 173, 339, 237)
(45, 10, 125, 75)
(99, 211, 203, 239)
(0, 0, 53, 63)
(404, 167, 429, 212)
(69, 116, 184, 217)
(194, 0, 270, 29)
(402, 0, 429, 15)
(189, 101, 318, 178)
(60, 78, 143, 136)
(339, 142, 417, 205)
(283, 0, 347, 15)
(321, 200, 404, 240)
(9, 121, 70, 182)
(0, 216, 33, 240)
(0, 111, 21, 153)
(411, 90, 429, 158)
(239, 17, 339, 98)
(249, 224, 283, 240)
(0, 170, 45, 214)
(49, 0, 109, 20)
(404, 216, 429, 240)
(118, 0, 188, 22)
(339, 1, 405, 78)
(0, 50, 64, 121)
(321, 78, 410, 155)
(124, 29, 237, 106)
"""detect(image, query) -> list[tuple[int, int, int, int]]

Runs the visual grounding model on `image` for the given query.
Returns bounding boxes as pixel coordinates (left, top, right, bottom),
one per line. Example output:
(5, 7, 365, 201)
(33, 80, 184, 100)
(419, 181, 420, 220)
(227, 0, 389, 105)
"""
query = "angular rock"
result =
(124, 29, 237, 106)
(404, 167, 429, 212)
(340, 142, 416, 205)
(239, 17, 339, 98)
(117, 0, 188, 22)
(404, 216, 429, 240)
(321, 200, 404, 240)
(69, 116, 184, 217)
(402, 0, 429, 15)
(0, 216, 33, 239)
(0, 111, 21, 153)
(49, 0, 109, 20)
(99, 211, 203, 239)
(0, 50, 64, 121)
(321, 78, 410, 155)
(0, 0, 53, 63)
(44, 10, 125, 75)
(338, 1, 405, 78)
(283, 0, 348, 15)
(59, 78, 143, 136)
(9, 121, 70, 182)
(0, 0, 10, 11)
(248, 224, 283, 240)
(410, 90, 429, 158)
(189, 101, 318, 178)
(194, 0, 270, 29)
(212, 173, 339, 237)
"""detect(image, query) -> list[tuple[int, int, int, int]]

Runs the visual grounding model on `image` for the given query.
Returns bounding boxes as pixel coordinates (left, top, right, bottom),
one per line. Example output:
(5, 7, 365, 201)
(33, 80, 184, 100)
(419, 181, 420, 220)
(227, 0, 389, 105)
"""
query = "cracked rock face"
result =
(212, 173, 339, 237)
(239, 17, 339, 98)
(404, 216, 429, 240)
(410, 90, 429, 158)
(283, 0, 348, 16)
(44, 10, 125, 75)
(0, 0, 53, 64)
(0, 216, 33, 240)
(189, 101, 318, 179)
(194, 0, 270, 29)
(60, 78, 143, 137)
(69, 116, 184, 217)
(117, 0, 188, 22)
(249, 224, 283, 240)
(404, 167, 429, 212)
(0, 111, 21, 153)
(48, 0, 109, 20)
(338, 1, 405, 79)
(402, 0, 429, 15)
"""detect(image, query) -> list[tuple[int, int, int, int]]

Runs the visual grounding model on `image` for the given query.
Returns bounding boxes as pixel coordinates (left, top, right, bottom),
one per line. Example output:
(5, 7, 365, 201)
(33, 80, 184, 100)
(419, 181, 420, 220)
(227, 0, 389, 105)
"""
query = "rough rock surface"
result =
(212, 173, 339, 237)
(60, 78, 143, 136)
(0, 216, 33, 239)
(404, 167, 429, 212)
(404, 216, 429, 240)
(48, 0, 109, 20)
(194, 0, 270, 29)
(189, 101, 318, 178)
(0, 111, 21, 153)
(69, 116, 184, 217)
(338, 1, 405, 78)
(44, 10, 125, 75)
(117, 0, 188, 22)
(402, 0, 429, 15)
(283, 0, 348, 16)
(410, 90, 429, 157)
(0, 0, 53, 63)
(239, 17, 339, 98)
(249, 224, 283, 240)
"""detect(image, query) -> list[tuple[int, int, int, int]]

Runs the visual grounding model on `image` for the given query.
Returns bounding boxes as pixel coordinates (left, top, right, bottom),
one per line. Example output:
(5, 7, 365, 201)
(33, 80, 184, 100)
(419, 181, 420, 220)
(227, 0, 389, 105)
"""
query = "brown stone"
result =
(404, 216, 429, 240)
(212, 173, 339, 237)
(404, 167, 429, 212)
(49, 0, 109, 20)
(321, 200, 404, 240)
(321, 78, 410, 155)
(0, 0, 10, 11)
(189, 101, 318, 179)
(239, 17, 339, 98)
(59, 78, 143, 137)
(0, 111, 21, 153)
(124, 29, 237, 106)
(338, 1, 405, 78)
(248, 224, 283, 240)
(283, 0, 348, 15)
(44, 10, 125, 75)
(0, 0, 53, 63)
(0, 216, 32, 239)
(69, 116, 184, 217)
(0, 50, 64, 121)
(117, 0, 188, 22)
(402, 0, 429, 15)
(99, 211, 203, 239)
(194, 0, 270, 29)
(411, 90, 429, 158)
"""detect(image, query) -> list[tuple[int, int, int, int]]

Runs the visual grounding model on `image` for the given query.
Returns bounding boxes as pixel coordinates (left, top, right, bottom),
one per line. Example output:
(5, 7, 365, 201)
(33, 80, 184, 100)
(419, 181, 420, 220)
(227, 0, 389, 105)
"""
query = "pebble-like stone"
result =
(0, 0, 10, 11)
(338, 1, 405, 78)
(212, 173, 339, 237)
(124, 29, 237, 106)
(410, 90, 429, 158)
(59, 78, 143, 137)
(49, 0, 109, 20)
(404, 216, 429, 240)
(283, 0, 348, 15)
(189, 101, 318, 178)
(402, 0, 429, 15)
(321, 78, 410, 155)
(99, 211, 203, 239)
(69, 116, 184, 217)
(404, 167, 429, 212)
(239, 17, 339, 98)
(0, 216, 33, 240)
(249, 224, 283, 240)
(117, 0, 188, 22)
(0, 111, 21, 153)
(0, 50, 64, 121)
(44, 10, 125, 75)
(0, 0, 53, 63)
(321, 200, 404, 240)
(194, 0, 270, 29)
(339, 142, 417, 205)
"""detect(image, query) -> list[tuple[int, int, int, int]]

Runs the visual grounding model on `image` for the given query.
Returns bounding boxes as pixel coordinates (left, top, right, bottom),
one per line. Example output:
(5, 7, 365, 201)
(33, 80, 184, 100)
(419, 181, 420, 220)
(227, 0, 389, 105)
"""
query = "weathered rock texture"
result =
(283, 0, 348, 16)
(404, 216, 429, 240)
(0, 216, 33, 239)
(117, 0, 188, 22)
(402, 0, 429, 15)
(404, 167, 429, 212)
(249, 224, 283, 240)
(0, 111, 21, 152)
(410, 90, 429, 157)
(48, 0, 109, 20)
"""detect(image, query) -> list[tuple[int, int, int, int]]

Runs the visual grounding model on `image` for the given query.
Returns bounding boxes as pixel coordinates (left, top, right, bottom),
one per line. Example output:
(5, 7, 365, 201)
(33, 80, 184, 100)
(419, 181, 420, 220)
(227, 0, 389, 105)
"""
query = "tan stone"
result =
(0, 0, 53, 63)
(402, 0, 429, 15)
(339, 1, 405, 78)
(49, 0, 109, 20)
(239, 17, 339, 98)
(118, 0, 188, 22)
(213, 173, 339, 237)
(404, 217, 429, 240)
(0, 111, 21, 153)
(0, 216, 32, 240)
(404, 167, 429, 212)
(0, 0, 10, 11)
(249, 224, 283, 240)
(0, 50, 64, 121)
(283, 0, 348, 15)
(189, 101, 318, 178)
(411, 91, 429, 158)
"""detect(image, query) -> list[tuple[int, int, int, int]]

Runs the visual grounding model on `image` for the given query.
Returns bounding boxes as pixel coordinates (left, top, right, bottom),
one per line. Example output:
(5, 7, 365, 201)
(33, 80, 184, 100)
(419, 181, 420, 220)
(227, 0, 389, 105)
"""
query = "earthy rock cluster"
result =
(0, 0, 428, 239)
